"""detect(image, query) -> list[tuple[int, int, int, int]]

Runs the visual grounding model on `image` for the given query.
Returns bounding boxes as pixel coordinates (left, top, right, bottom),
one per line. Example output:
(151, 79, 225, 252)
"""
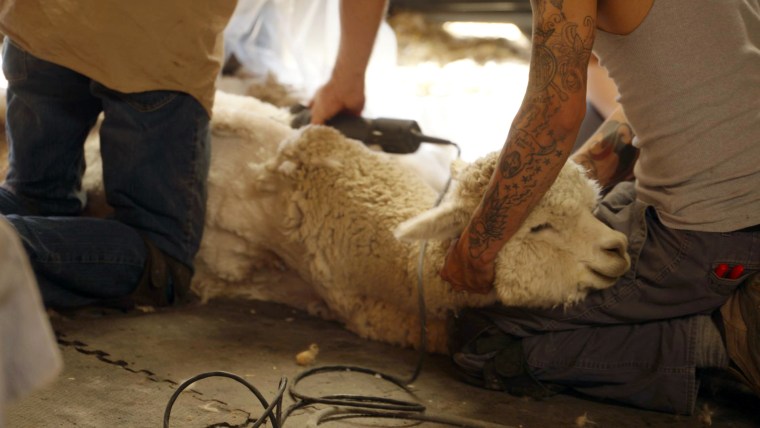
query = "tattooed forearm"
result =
(465, 0, 595, 263)
(469, 152, 543, 258)
(572, 118, 639, 191)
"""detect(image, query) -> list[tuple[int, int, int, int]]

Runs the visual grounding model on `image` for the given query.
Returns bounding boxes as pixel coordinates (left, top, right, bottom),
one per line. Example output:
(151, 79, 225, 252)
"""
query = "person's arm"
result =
(308, 0, 388, 124)
(571, 105, 638, 191)
(441, 0, 598, 293)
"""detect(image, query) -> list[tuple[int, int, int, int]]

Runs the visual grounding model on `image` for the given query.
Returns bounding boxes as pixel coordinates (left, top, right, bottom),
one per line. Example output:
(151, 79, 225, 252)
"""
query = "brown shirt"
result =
(0, 1, 237, 115)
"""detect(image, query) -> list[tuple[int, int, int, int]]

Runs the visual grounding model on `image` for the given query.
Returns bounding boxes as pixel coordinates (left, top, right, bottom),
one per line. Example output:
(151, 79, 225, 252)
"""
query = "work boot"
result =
(448, 309, 566, 399)
(720, 273, 760, 397)
(130, 236, 193, 307)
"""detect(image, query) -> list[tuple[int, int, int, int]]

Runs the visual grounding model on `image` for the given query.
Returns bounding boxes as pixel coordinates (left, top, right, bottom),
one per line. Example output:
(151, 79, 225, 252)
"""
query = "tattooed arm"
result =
(571, 105, 639, 192)
(441, 0, 598, 293)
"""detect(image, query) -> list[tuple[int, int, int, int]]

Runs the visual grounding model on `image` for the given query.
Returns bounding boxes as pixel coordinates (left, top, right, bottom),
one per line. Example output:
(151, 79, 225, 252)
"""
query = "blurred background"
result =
(218, 0, 533, 162)
(0, 1, 533, 162)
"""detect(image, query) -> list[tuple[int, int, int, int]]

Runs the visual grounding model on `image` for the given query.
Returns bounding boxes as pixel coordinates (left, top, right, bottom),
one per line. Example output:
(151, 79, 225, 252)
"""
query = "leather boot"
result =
(720, 273, 760, 397)
(130, 236, 192, 307)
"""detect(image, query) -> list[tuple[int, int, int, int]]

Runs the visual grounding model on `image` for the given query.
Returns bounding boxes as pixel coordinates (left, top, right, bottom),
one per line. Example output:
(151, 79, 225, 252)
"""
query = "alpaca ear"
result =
(394, 203, 470, 241)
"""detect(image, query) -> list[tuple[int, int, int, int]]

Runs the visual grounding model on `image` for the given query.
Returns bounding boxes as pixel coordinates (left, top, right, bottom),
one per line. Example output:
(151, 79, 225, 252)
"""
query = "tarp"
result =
(224, 0, 397, 109)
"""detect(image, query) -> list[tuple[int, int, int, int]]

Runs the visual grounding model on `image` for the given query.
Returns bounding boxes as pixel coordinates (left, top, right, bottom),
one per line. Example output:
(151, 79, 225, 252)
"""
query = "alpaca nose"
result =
(603, 236, 627, 259)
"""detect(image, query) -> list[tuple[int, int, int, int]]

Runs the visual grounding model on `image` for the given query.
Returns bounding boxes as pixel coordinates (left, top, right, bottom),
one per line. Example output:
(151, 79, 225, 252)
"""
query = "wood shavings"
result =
(575, 412, 597, 427)
(698, 403, 714, 426)
(295, 343, 319, 366)
(388, 11, 529, 66)
(200, 402, 220, 413)
(244, 73, 302, 108)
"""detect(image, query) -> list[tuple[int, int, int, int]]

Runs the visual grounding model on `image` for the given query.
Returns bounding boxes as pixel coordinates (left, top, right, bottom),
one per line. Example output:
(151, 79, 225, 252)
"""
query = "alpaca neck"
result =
(415, 240, 499, 316)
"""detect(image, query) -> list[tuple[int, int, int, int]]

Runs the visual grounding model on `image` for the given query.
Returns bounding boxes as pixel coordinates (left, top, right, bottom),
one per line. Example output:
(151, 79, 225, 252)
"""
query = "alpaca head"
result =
(395, 152, 631, 308)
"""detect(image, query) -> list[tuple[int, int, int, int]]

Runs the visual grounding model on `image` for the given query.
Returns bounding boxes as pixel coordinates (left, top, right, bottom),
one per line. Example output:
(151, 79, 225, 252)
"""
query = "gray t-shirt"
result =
(594, 0, 760, 232)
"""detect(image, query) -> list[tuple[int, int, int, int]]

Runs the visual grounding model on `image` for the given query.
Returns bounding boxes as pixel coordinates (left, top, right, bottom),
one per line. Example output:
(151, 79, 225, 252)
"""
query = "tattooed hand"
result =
(441, 238, 496, 294)
(571, 107, 639, 190)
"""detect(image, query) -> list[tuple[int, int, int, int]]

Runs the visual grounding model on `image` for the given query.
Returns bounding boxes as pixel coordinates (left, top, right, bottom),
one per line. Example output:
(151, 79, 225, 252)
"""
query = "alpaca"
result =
(0, 92, 630, 353)
(196, 97, 630, 352)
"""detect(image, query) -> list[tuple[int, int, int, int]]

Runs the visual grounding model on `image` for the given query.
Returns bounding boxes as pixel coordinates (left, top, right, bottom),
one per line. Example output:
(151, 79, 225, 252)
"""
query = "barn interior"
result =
(2, 1, 760, 427)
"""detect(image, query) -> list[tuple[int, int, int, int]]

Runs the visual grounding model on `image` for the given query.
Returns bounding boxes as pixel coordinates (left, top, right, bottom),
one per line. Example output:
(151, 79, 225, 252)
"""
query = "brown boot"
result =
(720, 273, 760, 396)
(130, 237, 193, 307)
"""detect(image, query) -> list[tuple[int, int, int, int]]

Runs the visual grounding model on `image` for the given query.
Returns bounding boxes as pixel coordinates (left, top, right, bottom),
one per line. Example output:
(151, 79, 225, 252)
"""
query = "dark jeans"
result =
(1, 39, 210, 307)
(479, 182, 760, 414)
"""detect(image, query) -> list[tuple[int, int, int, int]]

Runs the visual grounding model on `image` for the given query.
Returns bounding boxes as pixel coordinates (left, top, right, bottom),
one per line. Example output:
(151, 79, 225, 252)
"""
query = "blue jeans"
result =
(1, 39, 210, 307)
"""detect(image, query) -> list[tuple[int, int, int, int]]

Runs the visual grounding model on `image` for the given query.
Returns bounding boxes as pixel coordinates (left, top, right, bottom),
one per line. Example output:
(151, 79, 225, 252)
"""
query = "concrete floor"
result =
(7, 298, 760, 428)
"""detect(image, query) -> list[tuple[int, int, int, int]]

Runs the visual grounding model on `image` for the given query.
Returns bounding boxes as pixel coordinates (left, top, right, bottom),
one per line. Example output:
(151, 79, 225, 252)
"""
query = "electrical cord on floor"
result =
(162, 141, 501, 427)
(164, 371, 287, 428)
(406, 140, 460, 385)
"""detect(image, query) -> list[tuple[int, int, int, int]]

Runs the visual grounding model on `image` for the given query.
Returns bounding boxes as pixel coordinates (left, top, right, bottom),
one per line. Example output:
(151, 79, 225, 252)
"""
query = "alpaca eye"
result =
(529, 223, 553, 233)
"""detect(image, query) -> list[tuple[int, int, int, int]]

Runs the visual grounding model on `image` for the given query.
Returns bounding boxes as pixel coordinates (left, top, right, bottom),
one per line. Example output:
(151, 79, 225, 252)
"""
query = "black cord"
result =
(287, 365, 423, 413)
(163, 366, 498, 427)
(413, 131, 463, 159)
(407, 153, 457, 384)
(163, 144, 496, 427)
(163, 371, 287, 428)
(305, 407, 504, 428)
